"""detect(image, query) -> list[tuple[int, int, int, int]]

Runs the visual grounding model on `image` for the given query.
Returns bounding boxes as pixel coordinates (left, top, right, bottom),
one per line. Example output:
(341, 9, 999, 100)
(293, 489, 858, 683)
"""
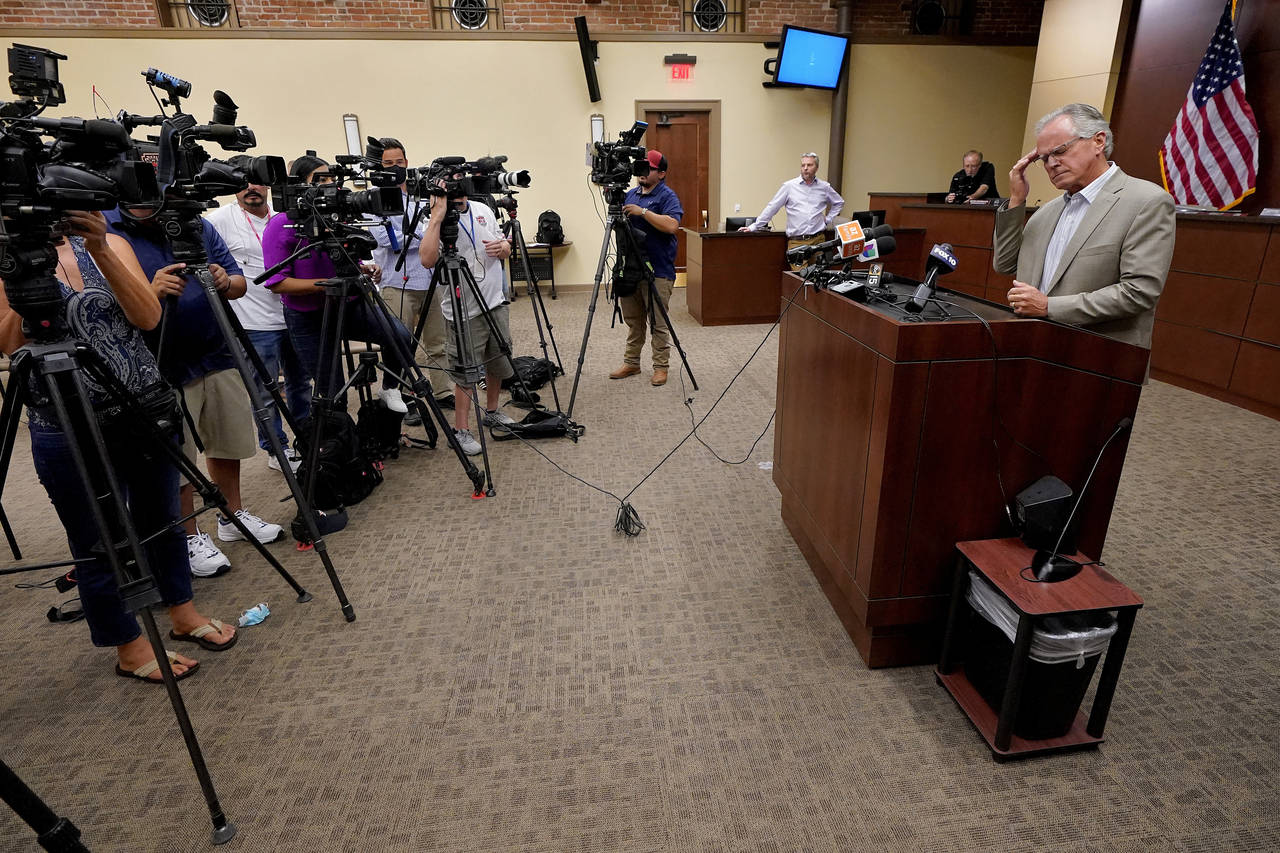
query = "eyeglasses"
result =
(1039, 136, 1089, 164)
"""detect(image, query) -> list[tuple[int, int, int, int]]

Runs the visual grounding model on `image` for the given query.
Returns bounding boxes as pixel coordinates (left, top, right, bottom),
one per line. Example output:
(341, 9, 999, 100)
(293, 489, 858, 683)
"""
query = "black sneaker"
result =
(437, 394, 454, 410)
(404, 408, 423, 427)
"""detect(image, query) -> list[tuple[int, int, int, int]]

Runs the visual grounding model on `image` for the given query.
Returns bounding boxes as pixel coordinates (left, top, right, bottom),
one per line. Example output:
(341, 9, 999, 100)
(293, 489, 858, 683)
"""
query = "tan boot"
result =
(610, 364, 641, 380)
(651, 368, 668, 386)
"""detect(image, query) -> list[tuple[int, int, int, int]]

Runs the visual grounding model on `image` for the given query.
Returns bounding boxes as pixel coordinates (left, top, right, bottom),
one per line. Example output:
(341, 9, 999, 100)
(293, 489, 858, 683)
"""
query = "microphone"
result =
(784, 224, 892, 264)
(856, 234, 896, 262)
(904, 243, 958, 313)
(1032, 417, 1135, 582)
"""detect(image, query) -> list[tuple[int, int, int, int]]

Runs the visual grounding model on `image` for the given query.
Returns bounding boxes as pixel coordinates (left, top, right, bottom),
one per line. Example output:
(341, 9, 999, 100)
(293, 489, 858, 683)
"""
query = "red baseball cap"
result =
(645, 150, 668, 172)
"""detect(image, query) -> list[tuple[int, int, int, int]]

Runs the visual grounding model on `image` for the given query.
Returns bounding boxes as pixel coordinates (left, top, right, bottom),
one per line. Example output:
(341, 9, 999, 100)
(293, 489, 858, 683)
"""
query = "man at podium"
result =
(739, 152, 844, 264)
(994, 103, 1174, 349)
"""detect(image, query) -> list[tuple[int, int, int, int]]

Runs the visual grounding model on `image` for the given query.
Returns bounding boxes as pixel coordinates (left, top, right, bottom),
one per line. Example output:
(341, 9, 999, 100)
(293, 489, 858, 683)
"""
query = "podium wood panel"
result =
(685, 229, 787, 325)
(774, 276, 1146, 667)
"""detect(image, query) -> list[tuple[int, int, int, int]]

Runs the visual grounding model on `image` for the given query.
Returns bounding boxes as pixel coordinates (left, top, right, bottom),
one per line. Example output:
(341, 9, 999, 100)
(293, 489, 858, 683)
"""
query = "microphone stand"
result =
(1032, 417, 1135, 582)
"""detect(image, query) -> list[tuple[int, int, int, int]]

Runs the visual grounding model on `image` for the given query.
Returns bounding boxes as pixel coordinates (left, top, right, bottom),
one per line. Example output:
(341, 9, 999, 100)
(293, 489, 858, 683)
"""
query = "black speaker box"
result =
(1014, 475, 1074, 552)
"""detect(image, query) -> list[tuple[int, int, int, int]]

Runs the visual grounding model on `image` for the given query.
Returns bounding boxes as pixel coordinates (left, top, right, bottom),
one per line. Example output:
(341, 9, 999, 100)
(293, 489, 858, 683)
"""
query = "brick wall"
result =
(0, 0, 1043, 39)
(0, 0, 160, 28)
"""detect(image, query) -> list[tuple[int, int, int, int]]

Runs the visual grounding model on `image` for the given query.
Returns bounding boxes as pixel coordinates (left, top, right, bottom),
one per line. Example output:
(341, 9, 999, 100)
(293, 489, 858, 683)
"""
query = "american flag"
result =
(1158, 1, 1260, 210)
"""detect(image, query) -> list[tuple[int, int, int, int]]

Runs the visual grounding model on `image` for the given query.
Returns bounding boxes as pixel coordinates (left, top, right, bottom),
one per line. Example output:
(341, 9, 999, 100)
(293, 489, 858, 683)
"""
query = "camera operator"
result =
(204, 155, 308, 473)
(106, 204, 284, 578)
(0, 211, 237, 681)
(368, 138, 453, 424)
(612, 150, 683, 387)
(260, 155, 413, 413)
(417, 171, 515, 456)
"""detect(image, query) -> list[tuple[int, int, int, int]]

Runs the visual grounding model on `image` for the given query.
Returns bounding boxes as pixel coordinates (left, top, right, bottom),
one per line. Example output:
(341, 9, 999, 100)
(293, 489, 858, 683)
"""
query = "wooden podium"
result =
(772, 276, 1150, 667)
(684, 229, 787, 325)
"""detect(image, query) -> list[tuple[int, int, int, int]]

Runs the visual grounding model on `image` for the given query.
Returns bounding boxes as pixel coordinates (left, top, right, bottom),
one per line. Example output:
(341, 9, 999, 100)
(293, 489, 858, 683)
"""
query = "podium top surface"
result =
(781, 274, 1151, 385)
(957, 538, 1144, 616)
(683, 228, 787, 238)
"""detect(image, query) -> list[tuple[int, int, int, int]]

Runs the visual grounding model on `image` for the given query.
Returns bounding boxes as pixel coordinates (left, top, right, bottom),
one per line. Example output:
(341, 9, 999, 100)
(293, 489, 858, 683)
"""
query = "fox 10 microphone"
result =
(904, 243, 958, 313)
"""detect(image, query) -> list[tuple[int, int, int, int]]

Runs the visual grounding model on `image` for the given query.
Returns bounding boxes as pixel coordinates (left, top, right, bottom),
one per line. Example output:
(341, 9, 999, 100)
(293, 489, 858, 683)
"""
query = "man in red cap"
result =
(611, 149, 683, 387)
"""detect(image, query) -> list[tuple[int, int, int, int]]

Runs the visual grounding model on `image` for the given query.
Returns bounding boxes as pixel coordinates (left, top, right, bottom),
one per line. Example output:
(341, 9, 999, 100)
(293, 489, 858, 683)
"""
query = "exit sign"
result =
(670, 64, 693, 82)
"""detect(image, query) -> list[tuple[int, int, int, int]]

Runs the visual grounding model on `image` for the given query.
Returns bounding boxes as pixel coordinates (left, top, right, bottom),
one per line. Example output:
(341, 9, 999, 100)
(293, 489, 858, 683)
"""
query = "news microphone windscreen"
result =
(872, 235, 896, 255)
(864, 224, 893, 240)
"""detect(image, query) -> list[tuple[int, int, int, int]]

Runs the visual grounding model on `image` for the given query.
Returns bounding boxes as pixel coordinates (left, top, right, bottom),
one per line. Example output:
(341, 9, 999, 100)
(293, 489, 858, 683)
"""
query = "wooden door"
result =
(644, 109, 710, 272)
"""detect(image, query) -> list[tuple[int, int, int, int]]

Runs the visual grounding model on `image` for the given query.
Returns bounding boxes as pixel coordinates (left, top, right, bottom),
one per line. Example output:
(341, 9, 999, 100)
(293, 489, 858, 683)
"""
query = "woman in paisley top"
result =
(0, 210, 236, 683)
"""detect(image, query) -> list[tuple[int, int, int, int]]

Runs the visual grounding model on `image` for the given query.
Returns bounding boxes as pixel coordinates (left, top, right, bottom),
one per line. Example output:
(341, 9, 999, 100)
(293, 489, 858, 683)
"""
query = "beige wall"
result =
(20, 34, 1035, 283)
(839, 44, 1038, 211)
(1018, 0, 1131, 204)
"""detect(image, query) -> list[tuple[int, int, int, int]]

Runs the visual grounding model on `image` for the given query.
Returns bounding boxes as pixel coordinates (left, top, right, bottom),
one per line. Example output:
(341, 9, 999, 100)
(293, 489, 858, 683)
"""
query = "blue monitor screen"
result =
(774, 26, 849, 90)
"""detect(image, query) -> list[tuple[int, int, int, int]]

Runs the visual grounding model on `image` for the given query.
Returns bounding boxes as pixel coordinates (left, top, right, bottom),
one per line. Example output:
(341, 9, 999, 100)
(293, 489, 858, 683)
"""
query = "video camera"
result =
(590, 121, 649, 187)
(272, 153, 402, 222)
(395, 151, 531, 202)
(0, 44, 162, 333)
(116, 70, 285, 208)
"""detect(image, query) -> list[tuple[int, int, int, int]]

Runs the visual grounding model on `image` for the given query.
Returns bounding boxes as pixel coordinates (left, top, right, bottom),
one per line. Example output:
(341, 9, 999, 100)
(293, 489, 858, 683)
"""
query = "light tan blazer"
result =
(992, 168, 1175, 349)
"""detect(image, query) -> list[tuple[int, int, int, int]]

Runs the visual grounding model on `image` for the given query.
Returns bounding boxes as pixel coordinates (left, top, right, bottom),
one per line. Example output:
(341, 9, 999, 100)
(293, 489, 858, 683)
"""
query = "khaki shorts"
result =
(180, 368, 256, 461)
(444, 304, 515, 387)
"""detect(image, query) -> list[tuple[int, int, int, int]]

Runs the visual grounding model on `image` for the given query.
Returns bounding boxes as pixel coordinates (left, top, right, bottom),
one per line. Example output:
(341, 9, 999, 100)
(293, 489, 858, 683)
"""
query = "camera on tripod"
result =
(273, 156, 402, 222)
(589, 121, 649, 187)
(0, 44, 162, 329)
(400, 153, 531, 202)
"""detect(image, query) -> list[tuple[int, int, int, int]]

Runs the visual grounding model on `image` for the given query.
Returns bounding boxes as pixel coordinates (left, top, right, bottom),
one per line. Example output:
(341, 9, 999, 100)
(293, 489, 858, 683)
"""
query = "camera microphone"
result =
(905, 243, 958, 313)
(433, 156, 466, 167)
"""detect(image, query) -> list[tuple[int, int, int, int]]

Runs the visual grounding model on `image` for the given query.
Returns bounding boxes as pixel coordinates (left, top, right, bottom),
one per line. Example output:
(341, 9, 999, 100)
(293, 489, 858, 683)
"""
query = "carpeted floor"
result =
(1, 287, 1277, 852)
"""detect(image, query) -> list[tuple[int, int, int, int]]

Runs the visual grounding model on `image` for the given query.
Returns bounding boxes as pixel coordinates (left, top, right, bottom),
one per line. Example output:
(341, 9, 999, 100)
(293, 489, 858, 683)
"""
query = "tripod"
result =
(144, 203, 356, 620)
(0, 325, 237, 844)
(1, 758, 91, 852)
(411, 198, 545, 491)
(495, 195, 566, 386)
(566, 185, 697, 420)
(257, 210, 488, 499)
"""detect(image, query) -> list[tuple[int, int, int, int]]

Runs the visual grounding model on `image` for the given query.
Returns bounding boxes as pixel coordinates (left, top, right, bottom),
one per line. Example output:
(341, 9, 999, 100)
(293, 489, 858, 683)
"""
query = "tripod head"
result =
(601, 184, 628, 214)
(0, 219, 69, 343)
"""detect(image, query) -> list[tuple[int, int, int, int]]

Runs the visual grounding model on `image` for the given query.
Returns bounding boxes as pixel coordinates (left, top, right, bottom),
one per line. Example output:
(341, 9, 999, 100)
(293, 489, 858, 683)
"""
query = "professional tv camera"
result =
(589, 121, 649, 187)
(0, 44, 161, 334)
(112, 66, 285, 263)
(272, 154, 402, 222)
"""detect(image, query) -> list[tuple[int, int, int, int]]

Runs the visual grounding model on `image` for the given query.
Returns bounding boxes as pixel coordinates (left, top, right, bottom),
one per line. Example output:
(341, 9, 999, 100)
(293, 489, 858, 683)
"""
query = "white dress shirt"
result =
(1039, 163, 1119, 292)
(749, 175, 845, 237)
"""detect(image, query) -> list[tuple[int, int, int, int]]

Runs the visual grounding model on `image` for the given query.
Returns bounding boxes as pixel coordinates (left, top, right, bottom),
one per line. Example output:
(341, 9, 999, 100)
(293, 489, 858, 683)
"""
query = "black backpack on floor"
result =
(294, 408, 382, 510)
(356, 397, 404, 462)
(536, 210, 564, 245)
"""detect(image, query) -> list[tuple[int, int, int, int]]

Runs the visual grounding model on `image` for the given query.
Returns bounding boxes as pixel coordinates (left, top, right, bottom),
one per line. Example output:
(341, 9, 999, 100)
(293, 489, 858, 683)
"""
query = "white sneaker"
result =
(217, 509, 284, 544)
(187, 531, 231, 578)
(454, 428, 482, 456)
(266, 449, 302, 473)
(380, 388, 408, 413)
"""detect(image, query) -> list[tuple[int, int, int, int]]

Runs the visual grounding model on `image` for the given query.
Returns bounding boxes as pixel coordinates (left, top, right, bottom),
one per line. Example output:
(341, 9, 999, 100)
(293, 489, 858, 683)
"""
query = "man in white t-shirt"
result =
(418, 177, 514, 456)
(205, 159, 309, 472)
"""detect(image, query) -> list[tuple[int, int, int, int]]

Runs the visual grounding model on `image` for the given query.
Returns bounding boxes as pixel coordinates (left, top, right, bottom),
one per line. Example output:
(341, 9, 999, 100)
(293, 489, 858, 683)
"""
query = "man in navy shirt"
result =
(107, 206, 283, 578)
(610, 150, 683, 387)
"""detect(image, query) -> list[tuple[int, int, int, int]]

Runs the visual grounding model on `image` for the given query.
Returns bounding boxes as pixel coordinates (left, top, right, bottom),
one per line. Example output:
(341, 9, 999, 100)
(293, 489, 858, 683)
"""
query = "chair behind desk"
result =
(725, 216, 756, 231)
(848, 209, 887, 229)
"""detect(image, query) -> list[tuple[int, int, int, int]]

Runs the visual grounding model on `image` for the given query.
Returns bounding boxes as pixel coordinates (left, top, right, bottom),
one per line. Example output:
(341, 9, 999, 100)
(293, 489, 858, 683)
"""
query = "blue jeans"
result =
(245, 328, 311, 449)
(284, 301, 413, 406)
(30, 424, 192, 648)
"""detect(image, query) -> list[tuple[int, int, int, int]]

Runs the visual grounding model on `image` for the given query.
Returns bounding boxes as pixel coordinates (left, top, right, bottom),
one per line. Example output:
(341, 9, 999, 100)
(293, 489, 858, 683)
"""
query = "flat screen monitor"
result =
(773, 26, 850, 90)
(725, 216, 756, 231)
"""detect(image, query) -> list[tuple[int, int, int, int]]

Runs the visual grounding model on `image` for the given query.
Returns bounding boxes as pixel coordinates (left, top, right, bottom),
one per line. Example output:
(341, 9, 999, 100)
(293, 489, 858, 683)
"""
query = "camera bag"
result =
(294, 408, 382, 510)
(535, 210, 564, 244)
(356, 397, 404, 462)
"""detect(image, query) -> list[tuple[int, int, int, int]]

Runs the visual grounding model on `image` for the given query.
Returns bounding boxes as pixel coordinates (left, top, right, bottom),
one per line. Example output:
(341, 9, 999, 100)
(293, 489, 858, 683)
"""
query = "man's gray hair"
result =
(1035, 103, 1114, 158)
(802, 152, 820, 166)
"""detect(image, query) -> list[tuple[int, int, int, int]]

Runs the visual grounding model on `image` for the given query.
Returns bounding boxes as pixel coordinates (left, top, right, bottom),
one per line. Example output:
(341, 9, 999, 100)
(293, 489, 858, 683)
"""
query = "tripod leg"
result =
(0, 365, 29, 560)
(645, 277, 698, 390)
(361, 272, 486, 495)
(0, 758, 91, 853)
(566, 219, 619, 420)
(36, 355, 236, 845)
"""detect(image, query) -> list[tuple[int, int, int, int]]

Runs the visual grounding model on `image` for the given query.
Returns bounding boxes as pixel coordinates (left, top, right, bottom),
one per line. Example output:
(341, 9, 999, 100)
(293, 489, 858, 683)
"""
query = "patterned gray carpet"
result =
(1, 288, 1277, 852)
